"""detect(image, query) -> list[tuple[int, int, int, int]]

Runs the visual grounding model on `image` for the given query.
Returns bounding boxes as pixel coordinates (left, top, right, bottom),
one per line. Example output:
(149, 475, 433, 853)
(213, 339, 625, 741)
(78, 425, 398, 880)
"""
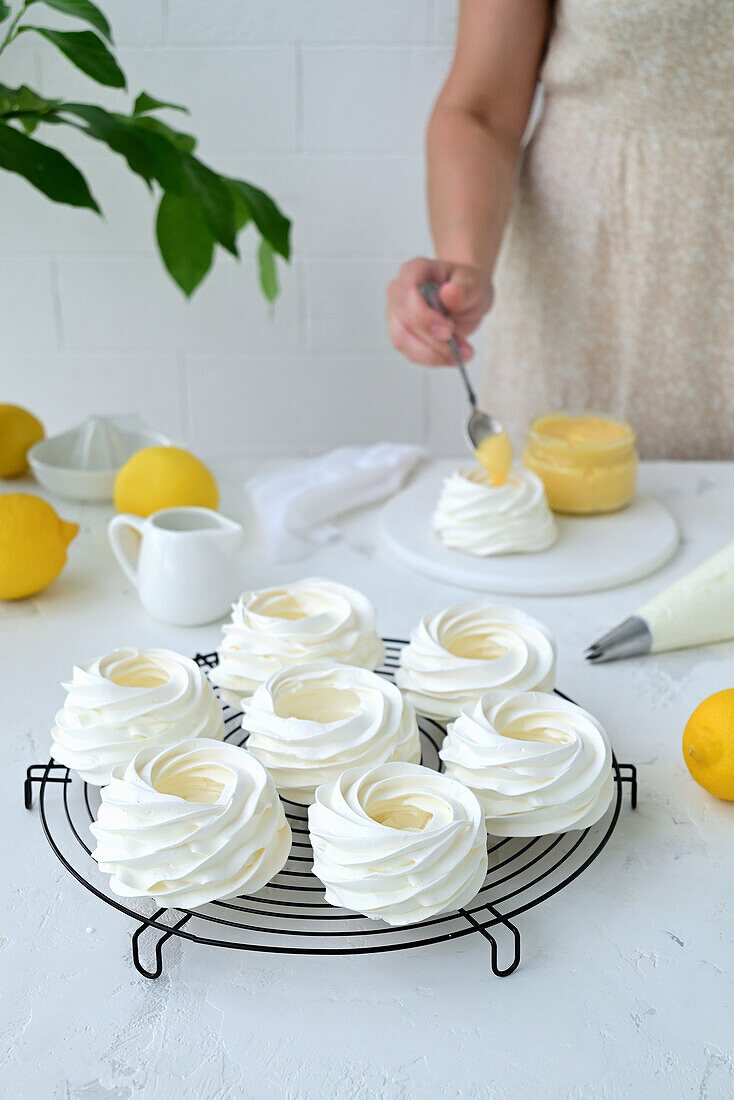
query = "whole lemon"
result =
(0, 404, 45, 479)
(114, 445, 219, 517)
(0, 493, 78, 599)
(683, 689, 734, 800)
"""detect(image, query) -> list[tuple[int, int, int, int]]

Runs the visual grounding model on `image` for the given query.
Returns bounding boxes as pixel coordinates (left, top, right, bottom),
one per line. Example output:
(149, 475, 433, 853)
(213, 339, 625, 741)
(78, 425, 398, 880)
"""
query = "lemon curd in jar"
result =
(522, 412, 638, 515)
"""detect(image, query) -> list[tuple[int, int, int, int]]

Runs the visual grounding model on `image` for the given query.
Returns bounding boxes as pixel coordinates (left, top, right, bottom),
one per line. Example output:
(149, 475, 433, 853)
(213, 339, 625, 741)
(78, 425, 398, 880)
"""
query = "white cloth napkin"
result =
(247, 443, 426, 561)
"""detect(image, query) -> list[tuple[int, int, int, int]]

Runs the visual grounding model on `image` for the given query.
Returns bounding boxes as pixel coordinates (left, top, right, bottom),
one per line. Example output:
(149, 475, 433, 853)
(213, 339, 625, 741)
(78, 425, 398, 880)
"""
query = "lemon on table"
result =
(0, 493, 78, 599)
(114, 445, 219, 518)
(683, 690, 734, 801)
(0, 404, 45, 479)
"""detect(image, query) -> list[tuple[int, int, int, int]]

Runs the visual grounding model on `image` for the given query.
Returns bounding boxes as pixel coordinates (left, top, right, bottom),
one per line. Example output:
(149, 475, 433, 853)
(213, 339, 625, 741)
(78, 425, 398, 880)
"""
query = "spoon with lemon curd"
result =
(419, 281, 513, 486)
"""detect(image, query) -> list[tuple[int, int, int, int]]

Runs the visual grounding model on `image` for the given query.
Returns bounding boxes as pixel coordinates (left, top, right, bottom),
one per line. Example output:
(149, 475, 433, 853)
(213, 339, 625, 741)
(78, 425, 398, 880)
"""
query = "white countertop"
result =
(3, 460, 734, 1099)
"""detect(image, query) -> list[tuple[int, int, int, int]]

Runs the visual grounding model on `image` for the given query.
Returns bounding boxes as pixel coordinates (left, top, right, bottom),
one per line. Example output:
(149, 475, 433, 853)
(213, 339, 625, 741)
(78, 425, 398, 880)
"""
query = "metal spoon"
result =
(419, 281, 504, 454)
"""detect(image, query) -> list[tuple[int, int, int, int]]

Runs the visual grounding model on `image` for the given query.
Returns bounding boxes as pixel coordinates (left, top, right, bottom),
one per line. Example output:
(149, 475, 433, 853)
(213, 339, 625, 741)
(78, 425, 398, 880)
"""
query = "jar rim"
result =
(527, 410, 636, 451)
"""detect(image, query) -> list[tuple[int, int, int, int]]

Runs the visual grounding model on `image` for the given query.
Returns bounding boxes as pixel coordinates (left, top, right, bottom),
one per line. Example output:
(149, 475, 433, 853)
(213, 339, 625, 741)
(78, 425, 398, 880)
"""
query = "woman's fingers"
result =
(388, 264, 453, 343)
(388, 288, 464, 361)
(406, 283, 454, 339)
(388, 314, 474, 367)
(438, 279, 468, 315)
(388, 316, 454, 366)
(439, 270, 493, 334)
(387, 256, 485, 363)
(454, 336, 475, 360)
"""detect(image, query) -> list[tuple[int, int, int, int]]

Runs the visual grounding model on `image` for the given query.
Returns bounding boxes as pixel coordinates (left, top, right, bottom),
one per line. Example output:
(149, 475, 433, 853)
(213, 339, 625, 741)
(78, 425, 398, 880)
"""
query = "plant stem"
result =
(0, 1, 32, 59)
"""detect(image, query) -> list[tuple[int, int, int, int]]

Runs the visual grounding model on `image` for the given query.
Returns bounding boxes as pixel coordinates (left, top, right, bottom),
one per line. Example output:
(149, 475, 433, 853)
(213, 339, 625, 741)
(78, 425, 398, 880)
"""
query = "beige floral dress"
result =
(481, 0, 734, 458)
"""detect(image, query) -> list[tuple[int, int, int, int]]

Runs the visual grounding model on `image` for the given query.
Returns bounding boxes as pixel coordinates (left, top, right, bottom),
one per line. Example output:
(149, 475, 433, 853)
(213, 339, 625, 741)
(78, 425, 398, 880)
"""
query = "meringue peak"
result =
(433, 464, 557, 557)
(243, 661, 420, 804)
(51, 647, 225, 786)
(440, 690, 614, 836)
(308, 761, 488, 925)
(91, 738, 291, 909)
(211, 578, 385, 707)
(396, 602, 556, 722)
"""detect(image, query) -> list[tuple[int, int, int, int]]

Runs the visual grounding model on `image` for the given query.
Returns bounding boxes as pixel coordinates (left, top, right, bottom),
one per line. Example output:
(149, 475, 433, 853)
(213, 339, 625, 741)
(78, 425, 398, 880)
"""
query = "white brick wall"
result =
(0, 1, 472, 456)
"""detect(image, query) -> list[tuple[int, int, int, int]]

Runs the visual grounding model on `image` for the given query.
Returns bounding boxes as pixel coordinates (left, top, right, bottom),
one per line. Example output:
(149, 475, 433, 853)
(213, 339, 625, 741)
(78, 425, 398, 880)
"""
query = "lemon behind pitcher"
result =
(114, 446, 219, 517)
(0, 494, 78, 599)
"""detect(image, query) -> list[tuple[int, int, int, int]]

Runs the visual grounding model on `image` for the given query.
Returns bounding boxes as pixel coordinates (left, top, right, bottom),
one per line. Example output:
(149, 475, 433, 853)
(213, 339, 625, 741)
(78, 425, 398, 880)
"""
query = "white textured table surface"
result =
(3, 460, 734, 1100)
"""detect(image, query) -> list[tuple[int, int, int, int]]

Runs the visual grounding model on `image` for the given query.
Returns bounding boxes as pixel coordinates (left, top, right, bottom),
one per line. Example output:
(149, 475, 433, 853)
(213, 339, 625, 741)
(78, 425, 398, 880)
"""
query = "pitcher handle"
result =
(107, 514, 146, 588)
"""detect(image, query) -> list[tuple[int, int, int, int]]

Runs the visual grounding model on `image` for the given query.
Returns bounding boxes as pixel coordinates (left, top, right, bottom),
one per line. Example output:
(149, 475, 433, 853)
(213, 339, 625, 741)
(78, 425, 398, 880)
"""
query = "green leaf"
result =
(228, 178, 290, 259)
(21, 28, 125, 88)
(226, 179, 251, 232)
(182, 154, 237, 255)
(257, 239, 278, 301)
(0, 121, 100, 210)
(0, 81, 60, 117)
(0, 82, 61, 117)
(60, 103, 186, 192)
(0, 2, 11, 25)
(156, 189, 214, 296)
(131, 114, 196, 154)
(30, 0, 112, 43)
(133, 91, 188, 116)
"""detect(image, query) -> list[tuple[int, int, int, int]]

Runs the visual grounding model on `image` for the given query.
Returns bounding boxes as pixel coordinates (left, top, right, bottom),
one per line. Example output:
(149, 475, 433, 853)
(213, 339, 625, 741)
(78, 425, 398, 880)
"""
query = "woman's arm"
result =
(387, 0, 550, 366)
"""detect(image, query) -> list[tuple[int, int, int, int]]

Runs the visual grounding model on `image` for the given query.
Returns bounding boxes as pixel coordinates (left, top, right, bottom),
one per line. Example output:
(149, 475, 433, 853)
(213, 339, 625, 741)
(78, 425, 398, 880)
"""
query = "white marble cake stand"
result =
(381, 463, 679, 596)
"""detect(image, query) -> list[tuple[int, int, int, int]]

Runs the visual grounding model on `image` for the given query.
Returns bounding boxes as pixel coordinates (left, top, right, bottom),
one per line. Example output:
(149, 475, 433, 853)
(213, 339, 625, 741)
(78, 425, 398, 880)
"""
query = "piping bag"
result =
(587, 539, 734, 662)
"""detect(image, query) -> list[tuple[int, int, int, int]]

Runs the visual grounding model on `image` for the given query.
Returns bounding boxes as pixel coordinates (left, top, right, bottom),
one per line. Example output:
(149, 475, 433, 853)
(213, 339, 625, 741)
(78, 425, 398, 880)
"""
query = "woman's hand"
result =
(388, 0, 549, 368)
(386, 259, 493, 366)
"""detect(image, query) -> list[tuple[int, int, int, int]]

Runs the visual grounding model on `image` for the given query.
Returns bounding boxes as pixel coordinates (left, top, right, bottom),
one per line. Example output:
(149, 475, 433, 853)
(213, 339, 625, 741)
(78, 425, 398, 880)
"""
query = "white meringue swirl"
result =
(309, 762, 488, 925)
(396, 602, 556, 721)
(211, 578, 386, 706)
(51, 647, 225, 785)
(242, 661, 421, 804)
(433, 464, 557, 556)
(90, 739, 291, 909)
(440, 691, 614, 835)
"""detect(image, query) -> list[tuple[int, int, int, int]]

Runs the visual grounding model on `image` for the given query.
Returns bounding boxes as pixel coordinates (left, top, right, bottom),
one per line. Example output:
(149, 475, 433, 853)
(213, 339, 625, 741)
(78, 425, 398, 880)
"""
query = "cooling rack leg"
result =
(24, 763, 71, 809)
(617, 763, 638, 809)
(460, 905, 521, 977)
(24, 770, 33, 810)
(131, 910, 192, 979)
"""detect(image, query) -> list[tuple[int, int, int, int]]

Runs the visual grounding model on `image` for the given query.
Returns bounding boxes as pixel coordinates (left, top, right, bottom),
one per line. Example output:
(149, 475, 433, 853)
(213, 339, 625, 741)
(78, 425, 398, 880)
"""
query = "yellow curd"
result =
(475, 431, 513, 486)
(522, 412, 637, 515)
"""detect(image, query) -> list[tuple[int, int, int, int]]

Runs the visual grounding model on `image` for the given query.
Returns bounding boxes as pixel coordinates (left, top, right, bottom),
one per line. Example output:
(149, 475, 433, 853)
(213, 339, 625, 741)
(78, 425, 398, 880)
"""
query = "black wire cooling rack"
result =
(25, 639, 637, 980)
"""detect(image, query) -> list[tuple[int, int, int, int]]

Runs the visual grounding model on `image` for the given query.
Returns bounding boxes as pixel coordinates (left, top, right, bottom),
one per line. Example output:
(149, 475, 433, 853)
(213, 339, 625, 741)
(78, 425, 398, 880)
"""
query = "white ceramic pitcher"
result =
(108, 507, 244, 625)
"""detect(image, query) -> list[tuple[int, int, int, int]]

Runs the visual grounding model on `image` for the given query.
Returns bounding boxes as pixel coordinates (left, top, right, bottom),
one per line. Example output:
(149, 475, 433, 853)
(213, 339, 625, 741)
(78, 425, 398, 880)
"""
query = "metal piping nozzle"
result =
(585, 616, 653, 663)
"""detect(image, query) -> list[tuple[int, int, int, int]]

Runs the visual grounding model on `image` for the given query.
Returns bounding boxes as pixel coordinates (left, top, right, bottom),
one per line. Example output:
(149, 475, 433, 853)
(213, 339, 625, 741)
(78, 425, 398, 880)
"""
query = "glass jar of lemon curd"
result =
(523, 412, 638, 515)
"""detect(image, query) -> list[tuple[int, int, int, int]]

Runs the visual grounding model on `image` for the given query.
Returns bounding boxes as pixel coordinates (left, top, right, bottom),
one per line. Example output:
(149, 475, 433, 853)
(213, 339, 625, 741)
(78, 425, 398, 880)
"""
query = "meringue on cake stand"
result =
(380, 459, 678, 596)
